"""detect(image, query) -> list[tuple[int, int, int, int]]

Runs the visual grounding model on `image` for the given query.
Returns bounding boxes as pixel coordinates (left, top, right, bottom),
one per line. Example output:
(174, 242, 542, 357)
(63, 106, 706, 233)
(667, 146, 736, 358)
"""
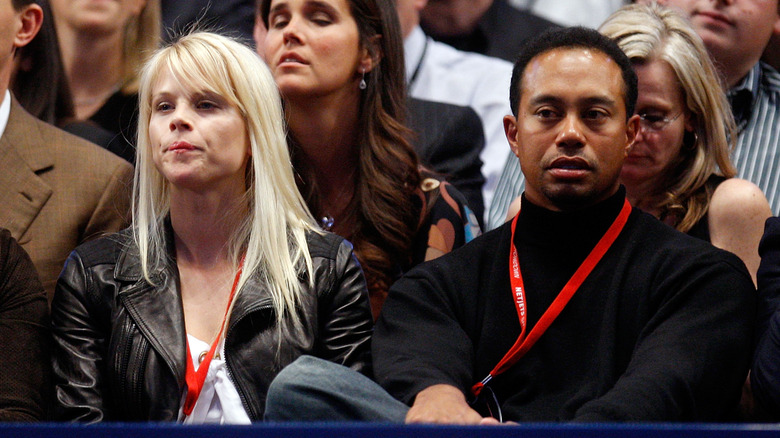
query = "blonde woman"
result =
(599, 2, 771, 283)
(51, 0, 161, 161)
(51, 32, 373, 423)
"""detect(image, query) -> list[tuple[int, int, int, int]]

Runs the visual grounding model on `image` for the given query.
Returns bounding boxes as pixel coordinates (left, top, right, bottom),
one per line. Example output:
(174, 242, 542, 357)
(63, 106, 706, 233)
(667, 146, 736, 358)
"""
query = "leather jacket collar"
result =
(110, 229, 279, 388)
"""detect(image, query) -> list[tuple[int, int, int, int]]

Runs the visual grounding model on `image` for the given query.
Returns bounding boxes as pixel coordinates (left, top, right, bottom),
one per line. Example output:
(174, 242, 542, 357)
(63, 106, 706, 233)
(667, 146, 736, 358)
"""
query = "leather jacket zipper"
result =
(117, 318, 151, 419)
(224, 301, 274, 421)
(118, 327, 134, 407)
(130, 340, 150, 416)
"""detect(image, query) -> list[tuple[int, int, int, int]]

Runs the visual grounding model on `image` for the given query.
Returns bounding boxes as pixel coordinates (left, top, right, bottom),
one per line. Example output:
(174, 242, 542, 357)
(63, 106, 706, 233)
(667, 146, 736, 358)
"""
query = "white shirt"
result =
(508, 0, 626, 28)
(178, 335, 251, 424)
(0, 90, 12, 140)
(404, 26, 514, 221)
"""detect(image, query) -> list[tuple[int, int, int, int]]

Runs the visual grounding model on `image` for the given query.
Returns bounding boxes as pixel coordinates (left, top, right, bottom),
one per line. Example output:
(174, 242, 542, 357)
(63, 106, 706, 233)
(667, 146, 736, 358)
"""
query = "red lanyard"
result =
(472, 198, 632, 397)
(182, 256, 245, 417)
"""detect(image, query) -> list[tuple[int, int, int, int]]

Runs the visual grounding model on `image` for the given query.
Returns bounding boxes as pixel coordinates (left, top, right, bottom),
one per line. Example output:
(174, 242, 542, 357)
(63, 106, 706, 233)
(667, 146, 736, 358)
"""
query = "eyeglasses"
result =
(637, 112, 682, 132)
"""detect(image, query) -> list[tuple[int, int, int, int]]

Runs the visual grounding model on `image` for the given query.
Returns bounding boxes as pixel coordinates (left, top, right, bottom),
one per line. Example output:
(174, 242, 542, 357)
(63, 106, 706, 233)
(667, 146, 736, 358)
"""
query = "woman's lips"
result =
(167, 141, 196, 152)
(278, 52, 308, 67)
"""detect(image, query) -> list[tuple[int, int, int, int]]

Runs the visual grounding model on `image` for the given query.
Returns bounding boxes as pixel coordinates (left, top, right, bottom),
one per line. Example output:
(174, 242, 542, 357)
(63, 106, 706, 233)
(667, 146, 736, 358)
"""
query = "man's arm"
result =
(0, 229, 49, 421)
(751, 216, 780, 420)
(573, 253, 755, 421)
(373, 258, 483, 422)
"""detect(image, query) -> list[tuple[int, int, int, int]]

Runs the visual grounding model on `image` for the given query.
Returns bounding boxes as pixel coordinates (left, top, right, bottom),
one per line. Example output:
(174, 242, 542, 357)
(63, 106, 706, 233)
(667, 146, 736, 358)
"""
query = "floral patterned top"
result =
(367, 177, 481, 318)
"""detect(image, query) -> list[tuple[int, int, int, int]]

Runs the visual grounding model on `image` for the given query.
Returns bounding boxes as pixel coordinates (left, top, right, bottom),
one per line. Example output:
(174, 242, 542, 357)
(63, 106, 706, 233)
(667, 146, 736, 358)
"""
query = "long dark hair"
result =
(260, 0, 421, 314)
(12, 0, 76, 124)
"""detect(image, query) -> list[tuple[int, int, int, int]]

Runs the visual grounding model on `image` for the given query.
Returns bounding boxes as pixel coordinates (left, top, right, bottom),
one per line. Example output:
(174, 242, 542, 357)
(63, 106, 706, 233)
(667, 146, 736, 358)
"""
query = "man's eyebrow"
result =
(528, 94, 563, 106)
(527, 95, 617, 107)
(580, 96, 618, 107)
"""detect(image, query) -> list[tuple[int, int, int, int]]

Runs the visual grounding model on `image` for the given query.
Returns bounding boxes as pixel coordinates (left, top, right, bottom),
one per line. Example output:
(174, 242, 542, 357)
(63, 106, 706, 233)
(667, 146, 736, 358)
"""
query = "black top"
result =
(685, 175, 727, 242)
(88, 91, 138, 164)
(374, 187, 756, 421)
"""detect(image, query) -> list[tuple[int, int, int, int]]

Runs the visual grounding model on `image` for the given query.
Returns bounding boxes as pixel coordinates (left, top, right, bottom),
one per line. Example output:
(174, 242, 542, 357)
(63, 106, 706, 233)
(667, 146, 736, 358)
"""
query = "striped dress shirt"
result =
(730, 62, 780, 214)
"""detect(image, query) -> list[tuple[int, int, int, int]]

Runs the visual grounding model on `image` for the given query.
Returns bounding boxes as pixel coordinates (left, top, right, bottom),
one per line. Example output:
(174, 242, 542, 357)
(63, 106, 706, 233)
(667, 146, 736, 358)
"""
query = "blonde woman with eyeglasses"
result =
(599, 2, 772, 283)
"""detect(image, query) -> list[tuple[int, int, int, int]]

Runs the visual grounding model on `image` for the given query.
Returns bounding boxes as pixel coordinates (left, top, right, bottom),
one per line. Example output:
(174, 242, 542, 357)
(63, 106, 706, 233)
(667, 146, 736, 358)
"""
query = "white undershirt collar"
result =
(0, 90, 13, 140)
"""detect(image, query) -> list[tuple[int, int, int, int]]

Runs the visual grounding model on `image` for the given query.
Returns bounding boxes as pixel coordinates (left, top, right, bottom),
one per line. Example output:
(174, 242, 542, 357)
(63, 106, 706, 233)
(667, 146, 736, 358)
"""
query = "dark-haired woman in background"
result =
(12, 0, 127, 158)
(259, 0, 480, 319)
(50, 0, 162, 162)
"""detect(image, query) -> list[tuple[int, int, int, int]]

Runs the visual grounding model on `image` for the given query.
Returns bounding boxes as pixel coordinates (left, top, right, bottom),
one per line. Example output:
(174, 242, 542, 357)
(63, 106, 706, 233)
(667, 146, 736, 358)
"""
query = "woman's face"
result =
(621, 59, 692, 189)
(148, 70, 250, 193)
(263, 0, 369, 100)
(50, 0, 145, 35)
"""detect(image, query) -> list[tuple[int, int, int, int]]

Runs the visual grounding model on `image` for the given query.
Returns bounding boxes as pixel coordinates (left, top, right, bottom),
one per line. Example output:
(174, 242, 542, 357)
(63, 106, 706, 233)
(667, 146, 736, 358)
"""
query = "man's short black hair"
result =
(509, 26, 638, 119)
(12, 0, 36, 10)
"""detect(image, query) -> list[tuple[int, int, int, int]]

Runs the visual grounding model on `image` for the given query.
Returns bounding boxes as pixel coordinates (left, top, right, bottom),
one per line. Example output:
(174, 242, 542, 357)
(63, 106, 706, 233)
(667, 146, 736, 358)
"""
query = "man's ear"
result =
(504, 114, 521, 159)
(359, 35, 382, 73)
(14, 4, 43, 50)
(625, 114, 640, 156)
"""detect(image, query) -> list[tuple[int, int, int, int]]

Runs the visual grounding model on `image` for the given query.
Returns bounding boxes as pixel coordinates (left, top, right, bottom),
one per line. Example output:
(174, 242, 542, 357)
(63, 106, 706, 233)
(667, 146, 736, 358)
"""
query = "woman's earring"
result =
(359, 68, 367, 90)
(683, 129, 698, 151)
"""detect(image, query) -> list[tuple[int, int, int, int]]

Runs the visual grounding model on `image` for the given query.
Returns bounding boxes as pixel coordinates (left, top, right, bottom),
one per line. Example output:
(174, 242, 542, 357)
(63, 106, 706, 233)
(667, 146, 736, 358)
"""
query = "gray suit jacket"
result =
(0, 97, 133, 301)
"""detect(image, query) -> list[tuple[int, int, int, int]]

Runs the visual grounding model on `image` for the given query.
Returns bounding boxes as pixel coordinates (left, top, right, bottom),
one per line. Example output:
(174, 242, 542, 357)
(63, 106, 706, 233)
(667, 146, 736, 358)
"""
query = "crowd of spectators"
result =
(1, 0, 780, 426)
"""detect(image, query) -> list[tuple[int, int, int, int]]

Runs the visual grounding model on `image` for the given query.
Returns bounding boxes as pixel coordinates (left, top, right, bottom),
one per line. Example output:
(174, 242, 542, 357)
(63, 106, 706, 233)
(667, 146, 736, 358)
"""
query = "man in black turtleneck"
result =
(262, 27, 756, 423)
(371, 26, 755, 423)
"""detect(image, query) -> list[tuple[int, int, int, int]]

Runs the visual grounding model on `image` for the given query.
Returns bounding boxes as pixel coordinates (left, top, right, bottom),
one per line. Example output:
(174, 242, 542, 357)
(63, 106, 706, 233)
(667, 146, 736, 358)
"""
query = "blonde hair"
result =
(600, 2, 737, 232)
(133, 32, 317, 330)
(121, 0, 161, 94)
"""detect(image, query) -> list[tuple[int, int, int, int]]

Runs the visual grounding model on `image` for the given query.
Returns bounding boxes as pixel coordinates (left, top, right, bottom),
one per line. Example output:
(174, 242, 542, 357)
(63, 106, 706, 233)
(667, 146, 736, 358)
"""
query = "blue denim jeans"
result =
(264, 355, 409, 422)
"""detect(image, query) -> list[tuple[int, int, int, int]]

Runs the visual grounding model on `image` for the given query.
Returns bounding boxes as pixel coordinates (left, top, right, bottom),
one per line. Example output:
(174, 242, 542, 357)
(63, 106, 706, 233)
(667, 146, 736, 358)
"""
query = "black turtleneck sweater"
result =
(373, 188, 756, 421)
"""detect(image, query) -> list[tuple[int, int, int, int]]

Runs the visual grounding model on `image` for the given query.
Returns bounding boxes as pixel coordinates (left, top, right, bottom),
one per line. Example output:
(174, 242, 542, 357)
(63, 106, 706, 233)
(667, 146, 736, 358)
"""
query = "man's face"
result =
(396, 0, 426, 38)
(0, 0, 19, 77)
(0, 0, 41, 92)
(504, 48, 638, 212)
(419, 0, 492, 37)
(650, 0, 780, 84)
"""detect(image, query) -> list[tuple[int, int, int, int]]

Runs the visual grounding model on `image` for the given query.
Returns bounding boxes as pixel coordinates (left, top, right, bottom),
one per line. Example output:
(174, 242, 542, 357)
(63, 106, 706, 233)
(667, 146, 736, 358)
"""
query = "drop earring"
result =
(683, 129, 698, 151)
(359, 68, 367, 90)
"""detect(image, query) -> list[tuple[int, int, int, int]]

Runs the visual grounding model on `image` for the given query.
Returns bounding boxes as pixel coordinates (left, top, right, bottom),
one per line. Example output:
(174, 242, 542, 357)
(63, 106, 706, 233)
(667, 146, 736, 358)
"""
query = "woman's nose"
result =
(169, 108, 193, 131)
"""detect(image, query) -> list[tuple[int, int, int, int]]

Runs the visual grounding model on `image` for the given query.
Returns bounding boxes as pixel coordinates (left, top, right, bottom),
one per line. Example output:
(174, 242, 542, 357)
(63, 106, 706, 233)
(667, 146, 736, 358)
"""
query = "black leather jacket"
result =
(51, 229, 373, 422)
